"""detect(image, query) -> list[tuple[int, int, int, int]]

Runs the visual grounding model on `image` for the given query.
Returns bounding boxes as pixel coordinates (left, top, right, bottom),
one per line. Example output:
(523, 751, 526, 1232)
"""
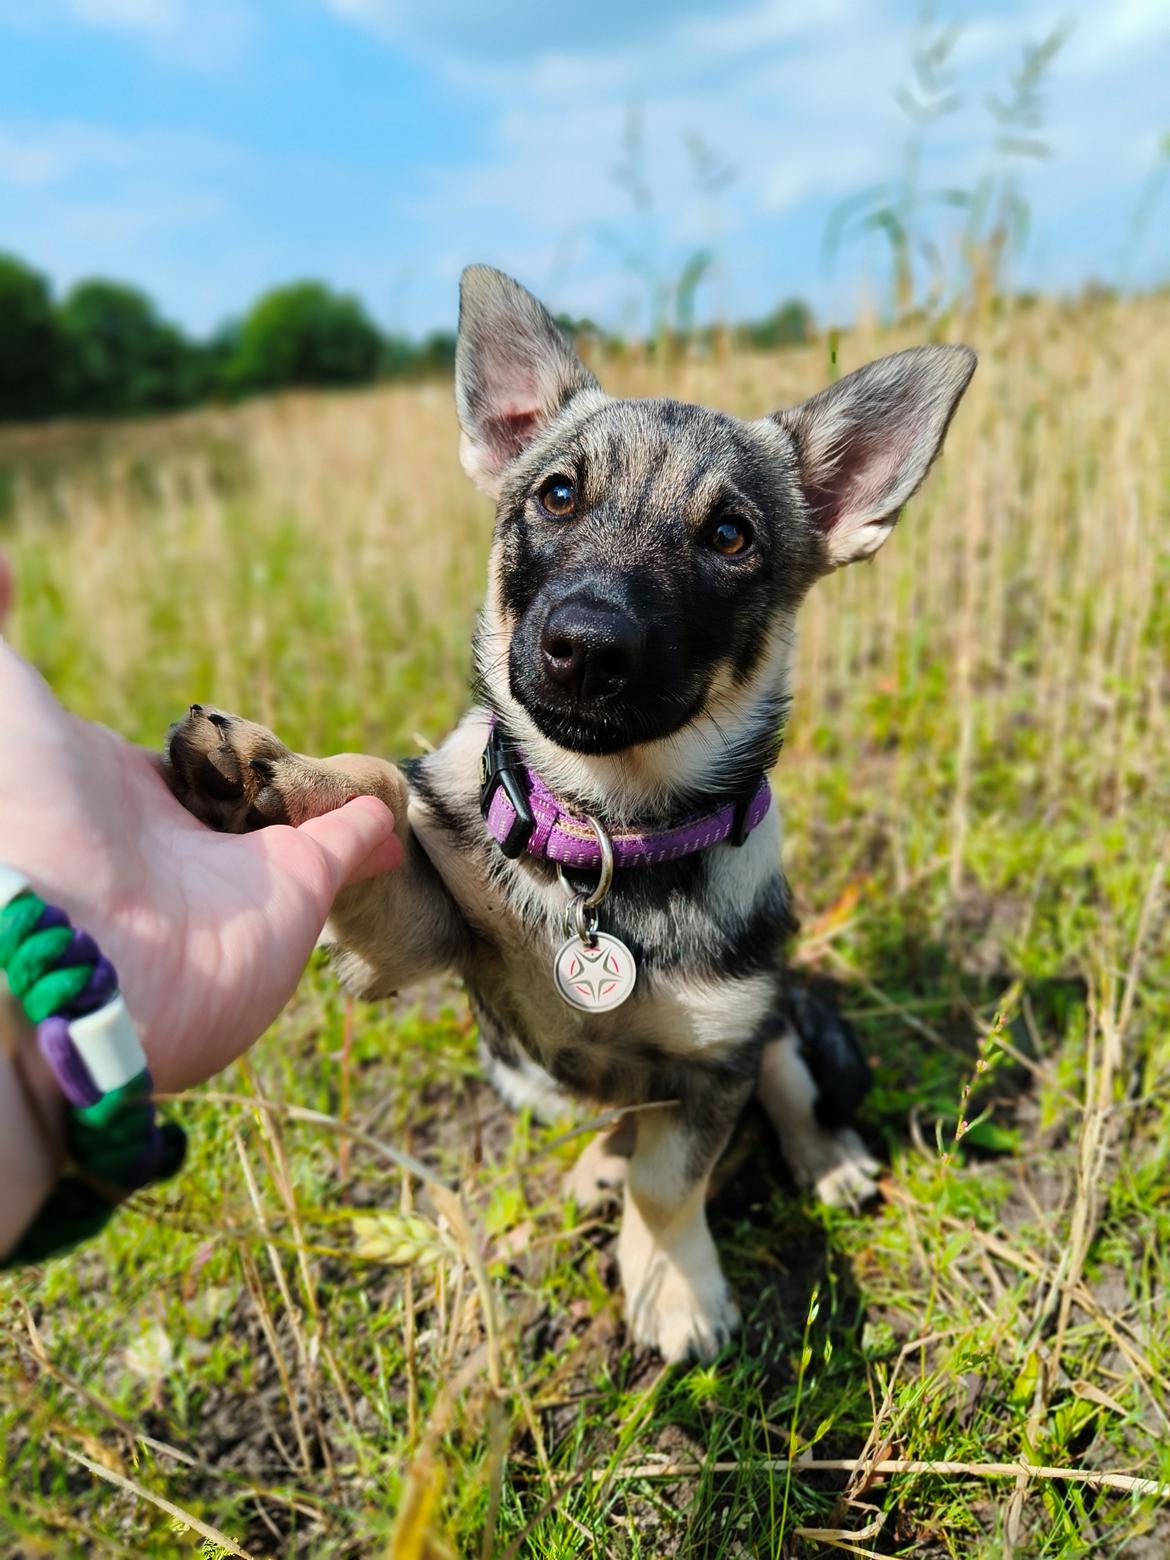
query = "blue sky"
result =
(0, 0, 1166, 339)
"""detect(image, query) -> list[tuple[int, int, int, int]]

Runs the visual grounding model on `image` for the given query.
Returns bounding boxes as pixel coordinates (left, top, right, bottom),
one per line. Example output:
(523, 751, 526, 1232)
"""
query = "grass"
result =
(1, 289, 1168, 1557)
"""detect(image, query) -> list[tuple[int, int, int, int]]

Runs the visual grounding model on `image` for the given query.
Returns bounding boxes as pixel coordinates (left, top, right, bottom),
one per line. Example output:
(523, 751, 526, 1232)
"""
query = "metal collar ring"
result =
(555, 815, 615, 910)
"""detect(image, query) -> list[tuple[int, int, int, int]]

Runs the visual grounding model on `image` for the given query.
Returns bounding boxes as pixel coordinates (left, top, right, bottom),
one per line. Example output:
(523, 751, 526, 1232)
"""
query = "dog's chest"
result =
(409, 736, 790, 1105)
(459, 899, 777, 1103)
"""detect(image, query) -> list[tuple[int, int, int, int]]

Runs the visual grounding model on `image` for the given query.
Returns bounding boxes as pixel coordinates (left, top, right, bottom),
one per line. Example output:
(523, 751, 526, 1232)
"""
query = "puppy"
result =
(167, 266, 974, 1362)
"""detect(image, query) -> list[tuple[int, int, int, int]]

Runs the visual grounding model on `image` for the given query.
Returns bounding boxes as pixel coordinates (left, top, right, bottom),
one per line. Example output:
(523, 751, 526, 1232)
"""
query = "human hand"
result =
(0, 561, 402, 1092)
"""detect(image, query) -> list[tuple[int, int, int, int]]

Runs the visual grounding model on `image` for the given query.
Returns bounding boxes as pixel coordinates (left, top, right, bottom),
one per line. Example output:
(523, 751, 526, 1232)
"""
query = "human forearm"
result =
(0, 566, 399, 1268)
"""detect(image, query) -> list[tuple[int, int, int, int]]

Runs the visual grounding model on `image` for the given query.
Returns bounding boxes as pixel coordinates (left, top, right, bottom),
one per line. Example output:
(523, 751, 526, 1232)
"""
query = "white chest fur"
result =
(410, 710, 786, 1086)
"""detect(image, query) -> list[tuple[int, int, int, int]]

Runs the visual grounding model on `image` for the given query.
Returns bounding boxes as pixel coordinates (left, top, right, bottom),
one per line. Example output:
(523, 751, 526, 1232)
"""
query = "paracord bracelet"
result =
(0, 863, 186, 1269)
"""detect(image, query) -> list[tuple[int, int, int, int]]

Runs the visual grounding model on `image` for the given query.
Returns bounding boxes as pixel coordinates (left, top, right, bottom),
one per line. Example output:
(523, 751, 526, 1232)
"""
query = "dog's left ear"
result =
(455, 265, 599, 495)
(775, 344, 976, 568)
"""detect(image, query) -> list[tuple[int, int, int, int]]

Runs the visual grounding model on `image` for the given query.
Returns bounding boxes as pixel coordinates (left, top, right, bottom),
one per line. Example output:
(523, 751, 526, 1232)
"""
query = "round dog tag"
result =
(553, 931, 637, 1013)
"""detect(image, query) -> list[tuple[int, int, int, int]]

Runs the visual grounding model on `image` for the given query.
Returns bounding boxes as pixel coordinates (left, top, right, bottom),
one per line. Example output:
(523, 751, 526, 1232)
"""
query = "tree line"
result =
(0, 250, 810, 423)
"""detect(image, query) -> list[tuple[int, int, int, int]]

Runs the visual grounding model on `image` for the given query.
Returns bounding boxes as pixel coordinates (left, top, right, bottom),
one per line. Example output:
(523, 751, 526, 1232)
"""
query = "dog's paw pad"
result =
(166, 704, 294, 833)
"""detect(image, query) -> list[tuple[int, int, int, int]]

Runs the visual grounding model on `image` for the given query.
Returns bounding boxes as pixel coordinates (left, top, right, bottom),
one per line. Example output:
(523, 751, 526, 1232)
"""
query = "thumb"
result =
(294, 795, 404, 893)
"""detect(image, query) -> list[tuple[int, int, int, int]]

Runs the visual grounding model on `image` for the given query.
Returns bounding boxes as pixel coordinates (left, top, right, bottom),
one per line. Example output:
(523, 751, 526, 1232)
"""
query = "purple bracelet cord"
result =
(30, 899, 166, 1189)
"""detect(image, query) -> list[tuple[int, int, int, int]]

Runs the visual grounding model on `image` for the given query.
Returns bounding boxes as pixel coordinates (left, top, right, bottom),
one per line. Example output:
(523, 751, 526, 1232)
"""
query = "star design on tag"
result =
(565, 943, 624, 1000)
(554, 932, 637, 1012)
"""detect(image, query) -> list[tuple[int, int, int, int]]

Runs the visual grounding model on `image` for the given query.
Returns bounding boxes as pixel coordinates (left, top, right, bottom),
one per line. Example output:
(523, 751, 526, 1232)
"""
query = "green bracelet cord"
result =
(1, 895, 96, 1020)
(1, 878, 186, 1270)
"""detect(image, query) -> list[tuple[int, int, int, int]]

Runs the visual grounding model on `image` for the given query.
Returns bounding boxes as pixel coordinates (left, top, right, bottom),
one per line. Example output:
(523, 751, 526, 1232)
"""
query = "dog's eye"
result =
(709, 517, 751, 556)
(538, 476, 577, 519)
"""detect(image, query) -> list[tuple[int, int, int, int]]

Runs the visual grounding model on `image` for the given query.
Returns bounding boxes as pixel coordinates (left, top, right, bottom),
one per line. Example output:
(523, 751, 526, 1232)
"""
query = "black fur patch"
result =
(487, 396, 822, 758)
(786, 981, 872, 1128)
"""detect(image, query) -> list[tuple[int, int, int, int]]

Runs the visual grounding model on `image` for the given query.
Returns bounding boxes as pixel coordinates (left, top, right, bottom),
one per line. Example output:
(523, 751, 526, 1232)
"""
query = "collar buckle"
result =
(479, 724, 535, 858)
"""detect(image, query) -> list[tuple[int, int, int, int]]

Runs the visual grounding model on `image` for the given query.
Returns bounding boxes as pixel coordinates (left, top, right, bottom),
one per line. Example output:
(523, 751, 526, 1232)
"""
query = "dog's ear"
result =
(776, 344, 975, 568)
(455, 266, 599, 495)
(455, 265, 599, 489)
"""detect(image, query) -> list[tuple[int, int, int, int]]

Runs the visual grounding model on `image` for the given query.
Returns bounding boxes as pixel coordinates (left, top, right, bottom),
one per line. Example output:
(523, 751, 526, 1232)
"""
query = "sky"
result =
(0, 0, 1166, 340)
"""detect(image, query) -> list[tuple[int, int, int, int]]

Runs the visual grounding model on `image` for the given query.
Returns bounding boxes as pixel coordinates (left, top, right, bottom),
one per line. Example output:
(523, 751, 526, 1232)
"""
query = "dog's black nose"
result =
(540, 599, 644, 699)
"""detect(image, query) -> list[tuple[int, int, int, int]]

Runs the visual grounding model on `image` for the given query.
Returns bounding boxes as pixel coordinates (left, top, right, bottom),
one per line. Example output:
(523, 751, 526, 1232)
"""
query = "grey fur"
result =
(166, 267, 975, 1364)
(456, 265, 599, 491)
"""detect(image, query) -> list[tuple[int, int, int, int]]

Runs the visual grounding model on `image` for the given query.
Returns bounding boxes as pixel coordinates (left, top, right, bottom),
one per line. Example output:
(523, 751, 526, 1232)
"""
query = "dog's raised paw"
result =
(165, 704, 302, 833)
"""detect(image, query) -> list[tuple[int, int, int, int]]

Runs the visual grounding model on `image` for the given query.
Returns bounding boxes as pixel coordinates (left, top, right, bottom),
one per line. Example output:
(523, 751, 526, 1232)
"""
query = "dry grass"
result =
(1, 290, 1168, 1556)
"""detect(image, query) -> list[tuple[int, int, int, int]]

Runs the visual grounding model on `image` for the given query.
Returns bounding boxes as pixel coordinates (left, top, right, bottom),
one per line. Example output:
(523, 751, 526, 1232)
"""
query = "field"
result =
(1, 292, 1169, 1558)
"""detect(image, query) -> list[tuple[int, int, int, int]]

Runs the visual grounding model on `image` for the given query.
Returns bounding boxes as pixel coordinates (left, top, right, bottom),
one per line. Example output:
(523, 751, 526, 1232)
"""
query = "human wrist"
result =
(0, 866, 187, 1268)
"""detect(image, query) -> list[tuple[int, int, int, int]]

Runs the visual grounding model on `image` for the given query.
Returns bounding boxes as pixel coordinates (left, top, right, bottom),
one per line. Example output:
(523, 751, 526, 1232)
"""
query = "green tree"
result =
(412, 330, 456, 377)
(57, 280, 204, 414)
(0, 254, 60, 419)
(224, 282, 383, 393)
(742, 299, 813, 350)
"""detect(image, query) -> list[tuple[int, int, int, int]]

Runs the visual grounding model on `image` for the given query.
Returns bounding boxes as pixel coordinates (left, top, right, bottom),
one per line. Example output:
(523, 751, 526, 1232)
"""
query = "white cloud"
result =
(0, 121, 244, 190)
(384, 0, 916, 324)
(68, 0, 181, 33)
(2, 1, 1163, 337)
(0, 119, 245, 322)
(378, 0, 1169, 329)
(1067, 0, 1169, 62)
(0, 0, 258, 68)
(326, 0, 724, 60)
(0, 123, 130, 187)
(55, 190, 227, 244)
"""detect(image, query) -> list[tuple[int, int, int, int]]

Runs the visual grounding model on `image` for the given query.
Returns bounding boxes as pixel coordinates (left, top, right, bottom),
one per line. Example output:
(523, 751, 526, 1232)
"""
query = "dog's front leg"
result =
(165, 704, 465, 994)
(619, 1083, 750, 1363)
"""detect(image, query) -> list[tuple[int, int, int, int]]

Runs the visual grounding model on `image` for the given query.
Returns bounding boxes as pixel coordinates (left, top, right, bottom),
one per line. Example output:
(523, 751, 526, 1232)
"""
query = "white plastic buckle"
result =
(68, 994, 147, 1093)
(0, 864, 31, 910)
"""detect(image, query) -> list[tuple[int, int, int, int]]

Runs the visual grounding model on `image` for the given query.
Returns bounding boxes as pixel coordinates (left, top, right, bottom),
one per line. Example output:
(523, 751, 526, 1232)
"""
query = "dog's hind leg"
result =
(563, 1114, 635, 1208)
(757, 995, 880, 1209)
(473, 999, 632, 1200)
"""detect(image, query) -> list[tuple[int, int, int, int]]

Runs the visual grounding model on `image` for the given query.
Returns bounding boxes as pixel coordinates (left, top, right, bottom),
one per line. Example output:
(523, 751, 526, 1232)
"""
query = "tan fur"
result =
(562, 1115, 635, 1208)
(161, 272, 978, 1365)
(166, 702, 768, 1360)
(618, 1105, 740, 1359)
(166, 699, 877, 1363)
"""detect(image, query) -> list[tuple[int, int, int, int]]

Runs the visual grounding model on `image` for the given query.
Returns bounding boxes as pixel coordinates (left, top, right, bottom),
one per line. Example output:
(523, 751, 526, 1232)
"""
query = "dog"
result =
(166, 266, 975, 1362)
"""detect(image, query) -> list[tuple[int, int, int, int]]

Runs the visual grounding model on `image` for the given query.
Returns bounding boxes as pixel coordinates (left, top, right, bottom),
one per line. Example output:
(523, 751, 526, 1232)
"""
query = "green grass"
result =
(2, 294, 1169, 1557)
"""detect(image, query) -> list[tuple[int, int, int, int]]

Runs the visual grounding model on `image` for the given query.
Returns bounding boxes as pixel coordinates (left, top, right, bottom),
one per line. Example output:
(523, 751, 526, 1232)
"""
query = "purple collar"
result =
(479, 723, 772, 870)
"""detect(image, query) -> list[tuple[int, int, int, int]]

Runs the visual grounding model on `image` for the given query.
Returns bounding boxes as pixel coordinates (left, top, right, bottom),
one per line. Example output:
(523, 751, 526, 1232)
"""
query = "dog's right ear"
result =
(455, 266, 599, 495)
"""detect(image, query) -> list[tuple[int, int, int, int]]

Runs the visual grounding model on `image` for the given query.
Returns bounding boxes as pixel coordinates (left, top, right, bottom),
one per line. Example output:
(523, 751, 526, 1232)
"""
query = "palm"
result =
(0, 638, 399, 1090)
